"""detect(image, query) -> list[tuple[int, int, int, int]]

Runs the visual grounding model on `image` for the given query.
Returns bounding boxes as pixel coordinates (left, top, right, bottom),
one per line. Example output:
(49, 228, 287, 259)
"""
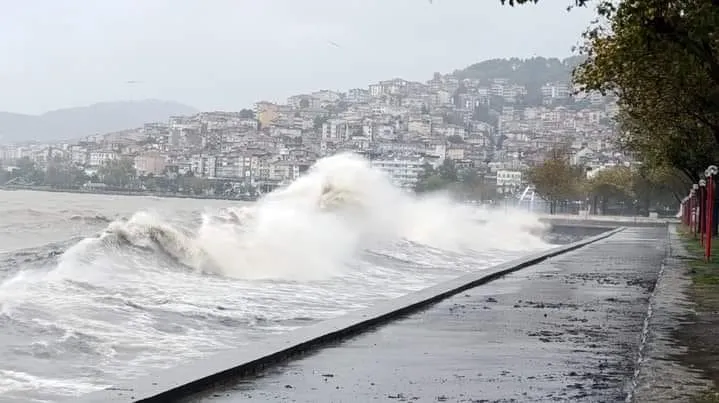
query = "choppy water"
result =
(0, 154, 553, 402)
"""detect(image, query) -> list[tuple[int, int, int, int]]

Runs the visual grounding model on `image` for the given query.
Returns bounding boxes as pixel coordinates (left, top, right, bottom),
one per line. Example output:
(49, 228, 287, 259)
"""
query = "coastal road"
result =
(185, 226, 668, 402)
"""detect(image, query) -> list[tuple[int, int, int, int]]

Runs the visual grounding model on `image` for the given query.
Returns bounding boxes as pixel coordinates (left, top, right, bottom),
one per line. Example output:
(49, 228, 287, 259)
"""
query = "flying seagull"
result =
(328, 41, 341, 48)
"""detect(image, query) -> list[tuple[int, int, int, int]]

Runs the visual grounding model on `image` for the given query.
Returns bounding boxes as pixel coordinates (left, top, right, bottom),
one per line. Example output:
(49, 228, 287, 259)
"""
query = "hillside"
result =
(0, 100, 198, 143)
(453, 55, 586, 102)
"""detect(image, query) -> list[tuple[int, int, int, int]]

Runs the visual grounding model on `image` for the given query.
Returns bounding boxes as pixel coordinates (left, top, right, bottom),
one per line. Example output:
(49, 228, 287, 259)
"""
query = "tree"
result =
(8, 157, 44, 184)
(299, 98, 310, 109)
(586, 166, 634, 215)
(527, 147, 582, 214)
(415, 160, 459, 193)
(631, 164, 687, 215)
(99, 158, 136, 188)
(239, 109, 255, 119)
(457, 169, 492, 200)
(455, 57, 581, 106)
(438, 158, 458, 182)
(313, 116, 329, 130)
(45, 155, 73, 188)
(472, 104, 498, 127)
(557, 0, 719, 181)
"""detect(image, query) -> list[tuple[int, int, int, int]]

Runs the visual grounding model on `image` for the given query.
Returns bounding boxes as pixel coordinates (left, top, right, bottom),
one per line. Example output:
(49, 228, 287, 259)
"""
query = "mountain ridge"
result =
(0, 99, 198, 143)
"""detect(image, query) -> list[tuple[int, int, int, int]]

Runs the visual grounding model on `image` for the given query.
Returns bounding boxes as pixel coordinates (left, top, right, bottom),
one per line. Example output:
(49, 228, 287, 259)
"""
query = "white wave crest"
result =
(56, 153, 549, 281)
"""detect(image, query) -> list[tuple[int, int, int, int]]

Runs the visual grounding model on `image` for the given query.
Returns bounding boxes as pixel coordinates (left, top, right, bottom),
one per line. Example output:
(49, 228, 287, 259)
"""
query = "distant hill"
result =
(0, 100, 198, 143)
(453, 56, 587, 102)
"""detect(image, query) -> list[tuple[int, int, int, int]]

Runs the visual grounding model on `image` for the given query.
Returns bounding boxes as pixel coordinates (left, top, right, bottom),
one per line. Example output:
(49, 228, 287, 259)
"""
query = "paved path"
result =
(184, 227, 668, 402)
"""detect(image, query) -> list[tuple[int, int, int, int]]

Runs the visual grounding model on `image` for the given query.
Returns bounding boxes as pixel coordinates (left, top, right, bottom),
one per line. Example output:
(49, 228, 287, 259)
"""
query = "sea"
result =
(0, 153, 553, 402)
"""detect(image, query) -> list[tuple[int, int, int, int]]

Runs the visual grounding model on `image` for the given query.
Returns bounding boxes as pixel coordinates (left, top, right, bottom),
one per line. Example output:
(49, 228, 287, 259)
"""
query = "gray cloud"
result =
(0, 0, 595, 114)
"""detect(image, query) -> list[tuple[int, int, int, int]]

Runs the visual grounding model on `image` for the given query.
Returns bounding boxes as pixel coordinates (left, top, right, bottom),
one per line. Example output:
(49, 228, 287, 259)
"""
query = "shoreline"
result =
(0, 185, 257, 202)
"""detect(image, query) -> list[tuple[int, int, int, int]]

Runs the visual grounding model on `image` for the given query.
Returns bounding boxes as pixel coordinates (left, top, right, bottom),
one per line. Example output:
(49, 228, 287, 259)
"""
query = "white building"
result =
(134, 151, 167, 176)
(496, 169, 523, 189)
(88, 151, 118, 167)
(322, 119, 349, 141)
(371, 158, 426, 189)
(541, 82, 571, 100)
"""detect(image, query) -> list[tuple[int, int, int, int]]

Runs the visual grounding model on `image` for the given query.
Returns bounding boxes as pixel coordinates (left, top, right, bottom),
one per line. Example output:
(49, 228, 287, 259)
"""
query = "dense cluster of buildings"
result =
(0, 69, 628, 196)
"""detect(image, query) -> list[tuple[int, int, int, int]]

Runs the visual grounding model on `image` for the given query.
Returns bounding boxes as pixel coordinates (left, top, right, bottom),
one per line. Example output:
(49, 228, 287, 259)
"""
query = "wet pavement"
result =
(630, 226, 712, 402)
(184, 227, 669, 402)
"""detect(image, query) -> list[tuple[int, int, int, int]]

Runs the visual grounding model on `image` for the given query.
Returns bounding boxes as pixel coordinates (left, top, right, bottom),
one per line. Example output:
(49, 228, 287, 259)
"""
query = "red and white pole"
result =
(700, 179, 707, 246)
(693, 184, 700, 237)
(690, 189, 696, 236)
(705, 165, 718, 262)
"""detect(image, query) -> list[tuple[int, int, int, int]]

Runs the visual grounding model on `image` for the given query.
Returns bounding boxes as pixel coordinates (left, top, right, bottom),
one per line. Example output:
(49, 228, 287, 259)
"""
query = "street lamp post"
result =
(700, 179, 707, 246)
(689, 188, 695, 235)
(691, 183, 699, 238)
(705, 165, 718, 262)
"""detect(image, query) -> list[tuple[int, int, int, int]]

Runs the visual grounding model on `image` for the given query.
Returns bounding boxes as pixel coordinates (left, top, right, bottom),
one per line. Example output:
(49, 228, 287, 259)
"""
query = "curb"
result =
(75, 226, 625, 402)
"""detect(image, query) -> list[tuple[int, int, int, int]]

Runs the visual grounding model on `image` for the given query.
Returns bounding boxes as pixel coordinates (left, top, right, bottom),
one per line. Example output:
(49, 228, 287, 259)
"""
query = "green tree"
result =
(505, 0, 719, 180)
(527, 148, 582, 214)
(454, 57, 580, 105)
(99, 158, 136, 188)
(299, 98, 310, 109)
(44, 155, 87, 188)
(472, 104, 498, 127)
(239, 109, 255, 119)
(414, 159, 464, 193)
(631, 165, 687, 215)
(8, 157, 44, 184)
(438, 158, 458, 182)
(313, 115, 329, 130)
(0, 161, 5, 184)
(457, 169, 492, 200)
(571, 0, 719, 180)
(45, 155, 72, 187)
(586, 166, 634, 215)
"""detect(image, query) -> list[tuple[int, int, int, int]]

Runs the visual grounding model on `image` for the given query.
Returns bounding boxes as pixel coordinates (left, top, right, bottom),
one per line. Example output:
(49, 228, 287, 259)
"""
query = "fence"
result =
(679, 165, 718, 261)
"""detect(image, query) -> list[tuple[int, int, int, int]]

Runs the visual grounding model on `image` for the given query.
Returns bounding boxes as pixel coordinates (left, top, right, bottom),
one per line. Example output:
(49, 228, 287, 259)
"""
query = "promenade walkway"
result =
(184, 227, 669, 402)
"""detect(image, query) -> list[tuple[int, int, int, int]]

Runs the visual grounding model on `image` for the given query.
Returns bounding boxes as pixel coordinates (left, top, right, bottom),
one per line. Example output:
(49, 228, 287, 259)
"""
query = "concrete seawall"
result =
(74, 227, 624, 403)
(541, 214, 673, 228)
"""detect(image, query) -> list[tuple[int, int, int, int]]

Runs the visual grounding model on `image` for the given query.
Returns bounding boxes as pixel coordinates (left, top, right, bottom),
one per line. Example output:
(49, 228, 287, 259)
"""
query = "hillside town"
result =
(0, 60, 623, 200)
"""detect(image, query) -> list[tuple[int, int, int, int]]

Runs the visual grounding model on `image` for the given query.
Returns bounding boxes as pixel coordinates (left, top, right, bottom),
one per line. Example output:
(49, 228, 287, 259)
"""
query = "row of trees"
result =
(528, 147, 684, 215)
(0, 157, 260, 198)
(414, 159, 504, 200)
(411, 153, 679, 215)
(1, 156, 137, 189)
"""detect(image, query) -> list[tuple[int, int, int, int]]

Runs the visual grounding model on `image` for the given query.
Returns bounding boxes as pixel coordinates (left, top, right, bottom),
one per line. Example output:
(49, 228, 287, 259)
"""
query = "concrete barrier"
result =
(541, 215, 672, 228)
(74, 226, 625, 403)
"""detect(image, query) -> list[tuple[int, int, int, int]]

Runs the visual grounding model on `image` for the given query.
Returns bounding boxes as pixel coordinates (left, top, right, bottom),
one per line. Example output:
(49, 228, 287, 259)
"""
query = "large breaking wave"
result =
(59, 153, 548, 281)
(0, 153, 550, 402)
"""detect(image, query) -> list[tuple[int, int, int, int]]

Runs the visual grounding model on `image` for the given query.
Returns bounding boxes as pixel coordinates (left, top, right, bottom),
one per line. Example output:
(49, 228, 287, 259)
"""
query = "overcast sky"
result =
(0, 0, 595, 115)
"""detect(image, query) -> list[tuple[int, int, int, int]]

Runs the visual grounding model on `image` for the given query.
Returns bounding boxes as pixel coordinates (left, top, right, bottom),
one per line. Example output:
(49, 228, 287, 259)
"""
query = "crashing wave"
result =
(98, 212, 218, 273)
(54, 153, 549, 281)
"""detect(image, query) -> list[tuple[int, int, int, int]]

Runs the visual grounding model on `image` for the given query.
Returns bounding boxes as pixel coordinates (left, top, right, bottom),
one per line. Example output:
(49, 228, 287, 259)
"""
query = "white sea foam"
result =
(53, 153, 548, 281)
(0, 152, 550, 401)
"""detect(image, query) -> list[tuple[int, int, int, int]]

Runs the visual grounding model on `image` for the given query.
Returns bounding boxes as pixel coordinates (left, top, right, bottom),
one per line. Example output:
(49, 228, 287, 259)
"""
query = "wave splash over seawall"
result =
(0, 153, 549, 401)
(82, 153, 546, 280)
